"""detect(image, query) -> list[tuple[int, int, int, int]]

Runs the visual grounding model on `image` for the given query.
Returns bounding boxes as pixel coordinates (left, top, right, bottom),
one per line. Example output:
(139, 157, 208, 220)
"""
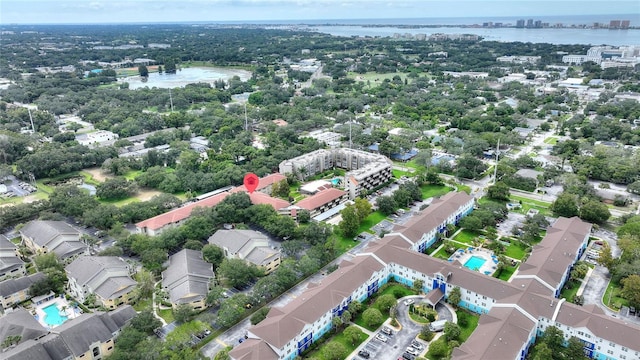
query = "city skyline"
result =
(1, 0, 639, 25)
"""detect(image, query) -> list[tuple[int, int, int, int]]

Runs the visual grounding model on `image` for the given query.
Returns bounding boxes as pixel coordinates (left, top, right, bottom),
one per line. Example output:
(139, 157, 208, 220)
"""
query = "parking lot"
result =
(0, 175, 37, 199)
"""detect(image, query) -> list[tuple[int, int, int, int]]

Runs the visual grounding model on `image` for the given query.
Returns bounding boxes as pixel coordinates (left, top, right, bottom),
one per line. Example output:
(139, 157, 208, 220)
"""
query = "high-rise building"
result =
(621, 20, 630, 29)
(534, 20, 542, 28)
(610, 20, 621, 29)
(516, 19, 525, 28)
(526, 19, 534, 28)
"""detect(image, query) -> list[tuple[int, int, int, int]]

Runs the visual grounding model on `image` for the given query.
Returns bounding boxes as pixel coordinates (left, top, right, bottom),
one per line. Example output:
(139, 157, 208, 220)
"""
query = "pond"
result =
(120, 67, 252, 90)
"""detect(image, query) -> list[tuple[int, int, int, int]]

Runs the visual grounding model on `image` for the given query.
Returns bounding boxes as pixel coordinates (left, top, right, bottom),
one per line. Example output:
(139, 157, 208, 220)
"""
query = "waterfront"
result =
(311, 26, 640, 46)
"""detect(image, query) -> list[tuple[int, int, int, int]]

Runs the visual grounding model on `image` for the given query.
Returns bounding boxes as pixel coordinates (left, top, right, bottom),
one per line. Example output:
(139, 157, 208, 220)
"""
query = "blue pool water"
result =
(43, 303, 68, 327)
(331, 178, 341, 185)
(464, 256, 486, 271)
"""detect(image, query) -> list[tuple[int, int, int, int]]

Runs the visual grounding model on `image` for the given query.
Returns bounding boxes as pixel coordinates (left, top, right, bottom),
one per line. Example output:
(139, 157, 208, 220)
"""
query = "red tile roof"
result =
(232, 173, 287, 193)
(135, 192, 230, 231)
(248, 192, 290, 210)
(295, 188, 346, 211)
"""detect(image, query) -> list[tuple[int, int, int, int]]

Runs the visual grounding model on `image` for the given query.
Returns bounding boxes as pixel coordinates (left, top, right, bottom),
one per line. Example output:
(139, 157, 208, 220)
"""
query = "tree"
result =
(202, 244, 225, 269)
(339, 204, 360, 238)
(376, 195, 397, 215)
(173, 304, 195, 323)
(206, 285, 225, 307)
(341, 310, 352, 325)
(565, 337, 589, 360)
(443, 322, 461, 341)
(375, 294, 397, 314)
(34, 252, 62, 271)
(331, 316, 343, 330)
(354, 197, 372, 222)
(447, 286, 462, 308)
(551, 193, 579, 218)
(460, 215, 483, 231)
(532, 342, 553, 360)
(217, 258, 262, 289)
(579, 200, 611, 224)
(216, 294, 250, 327)
(140, 248, 167, 273)
(348, 300, 362, 315)
(271, 179, 290, 199)
(540, 326, 564, 354)
(487, 181, 510, 201)
(456, 155, 487, 179)
(250, 307, 270, 325)
(324, 341, 348, 360)
(343, 325, 362, 346)
(362, 308, 383, 327)
(628, 180, 640, 195)
(96, 178, 137, 200)
(297, 209, 311, 224)
(133, 268, 155, 301)
(428, 337, 448, 357)
(138, 65, 149, 77)
(130, 309, 162, 334)
(420, 325, 434, 341)
(621, 274, 640, 308)
(412, 279, 424, 294)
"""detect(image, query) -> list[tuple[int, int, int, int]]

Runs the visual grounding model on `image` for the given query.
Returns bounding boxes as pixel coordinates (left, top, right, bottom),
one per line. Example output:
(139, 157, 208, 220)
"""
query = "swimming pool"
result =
(331, 178, 341, 185)
(43, 303, 68, 327)
(464, 256, 486, 271)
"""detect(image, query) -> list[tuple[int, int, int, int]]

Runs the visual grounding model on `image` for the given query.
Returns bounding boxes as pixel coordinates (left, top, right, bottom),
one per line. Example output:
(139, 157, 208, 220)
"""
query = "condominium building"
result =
(229, 192, 640, 360)
(279, 148, 392, 199)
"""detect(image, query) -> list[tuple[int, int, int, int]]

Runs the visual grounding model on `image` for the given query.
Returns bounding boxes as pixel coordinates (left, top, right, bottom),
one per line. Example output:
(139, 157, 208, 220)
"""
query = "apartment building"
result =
(20, 221, 87, 260)
(208, 230, 281, 274)
(162, 249, 214, 310)
(230, 192, 640, 360)
(65, 256, 137, 309)
(0, 235, 25, 281)
(279, 148, 392, 199)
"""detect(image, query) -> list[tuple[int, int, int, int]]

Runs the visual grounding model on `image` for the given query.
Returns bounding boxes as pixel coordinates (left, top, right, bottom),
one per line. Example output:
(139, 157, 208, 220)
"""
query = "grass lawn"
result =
(378, 284, 417, 298)
(543, 137, 558, 145)
(348, 71, 411, 85)
(494, 263, 519, 281)
(421, 185, 452, 199)
(303, 330, 368, 360)
(393, 169, 412, 178)
(510, 194, 552, 216)
(603, 281, 629, 310)
(122, 169, 143, 181)
(453, 230, 479, 245)
(504, 242, 527, 260)
(456, 310, 480, 342)
(560, 280, 580, 303)
(456, 183, 472, 194)
(99, 196, 141, 207)
(357, 211, 386, 234)
(133, 298, 153, 311)
(158, 308, 175, 323)
(336, 235, 358, 254)
(79, 171, 102, 185)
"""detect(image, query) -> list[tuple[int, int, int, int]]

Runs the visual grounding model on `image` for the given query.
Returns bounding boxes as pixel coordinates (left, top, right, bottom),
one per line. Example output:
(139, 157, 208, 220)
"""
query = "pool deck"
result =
(34, 297, 81, 329)
(449, 247, 497, 275)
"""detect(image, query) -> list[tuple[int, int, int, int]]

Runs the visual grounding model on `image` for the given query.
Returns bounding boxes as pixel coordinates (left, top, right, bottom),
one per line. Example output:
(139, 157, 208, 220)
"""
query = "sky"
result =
(1, 0, 639, 25)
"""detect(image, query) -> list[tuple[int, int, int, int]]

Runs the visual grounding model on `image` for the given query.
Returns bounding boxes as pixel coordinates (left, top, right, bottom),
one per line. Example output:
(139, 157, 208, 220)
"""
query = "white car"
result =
(406, 347, 419, 356)
(375, 334, 388, 342)
(410, 340, 423, 350)
(403, 299, 414, 306)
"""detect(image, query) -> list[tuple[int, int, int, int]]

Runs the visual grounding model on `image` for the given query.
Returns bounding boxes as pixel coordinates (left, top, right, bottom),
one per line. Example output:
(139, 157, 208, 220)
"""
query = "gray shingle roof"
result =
(207, 230, 267, 255)
(20, 221, 80, 247)
(4, 339, 53, 360)
(162, 249, 213, 304)
(0, 308, 48, 344)
(0, 272, 46, 297)
(65, 256, 136, 300)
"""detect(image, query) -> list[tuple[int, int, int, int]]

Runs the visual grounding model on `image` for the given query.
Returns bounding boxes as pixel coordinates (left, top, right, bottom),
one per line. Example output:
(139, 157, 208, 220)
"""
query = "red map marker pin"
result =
(244, 173, 259, 193)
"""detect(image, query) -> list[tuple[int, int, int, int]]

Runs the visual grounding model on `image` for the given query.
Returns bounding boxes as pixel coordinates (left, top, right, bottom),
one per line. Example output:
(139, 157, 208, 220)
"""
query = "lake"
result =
(121, 67, 252, 90)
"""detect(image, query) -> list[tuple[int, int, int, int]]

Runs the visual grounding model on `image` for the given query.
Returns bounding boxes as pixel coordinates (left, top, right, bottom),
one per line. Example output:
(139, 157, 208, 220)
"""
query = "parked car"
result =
(402, 353, 416, 360)
(375, 334, 388, 342)
(429, 319, 447, 332)
(403, 298, 414, 306)
(406, 347, 419, 356)
(358, 350, 370, 359)
(381, 326, 393, 336)
(410, 340, 423, 350)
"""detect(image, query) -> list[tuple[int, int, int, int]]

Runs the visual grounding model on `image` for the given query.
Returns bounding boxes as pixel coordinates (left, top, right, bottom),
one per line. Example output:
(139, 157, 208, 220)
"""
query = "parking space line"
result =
(215, 338, 228, 347)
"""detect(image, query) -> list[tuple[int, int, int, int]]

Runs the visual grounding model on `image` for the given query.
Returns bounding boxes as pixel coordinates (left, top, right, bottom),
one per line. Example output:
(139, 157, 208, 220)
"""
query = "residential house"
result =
(66, 256, 137, 310)
(162, 249, 214, 310)
(0, 235, 25, 281)
(0, 273, 46, 310)
(20, 221, 87, 260)
(208, 230, 281, 274)
(2, 305, 137, 360)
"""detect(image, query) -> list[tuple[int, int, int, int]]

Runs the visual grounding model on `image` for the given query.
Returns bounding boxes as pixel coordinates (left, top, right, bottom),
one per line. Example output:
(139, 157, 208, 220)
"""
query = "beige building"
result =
(0, 272, 46, 310)
(65, 256, 137, 310)
(2, 305, 136, 360)
(0, 235, 25, 281)
(162, 249, 214, 310)
(208, 230, 281, 274)
(20, 221, 87, 260)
